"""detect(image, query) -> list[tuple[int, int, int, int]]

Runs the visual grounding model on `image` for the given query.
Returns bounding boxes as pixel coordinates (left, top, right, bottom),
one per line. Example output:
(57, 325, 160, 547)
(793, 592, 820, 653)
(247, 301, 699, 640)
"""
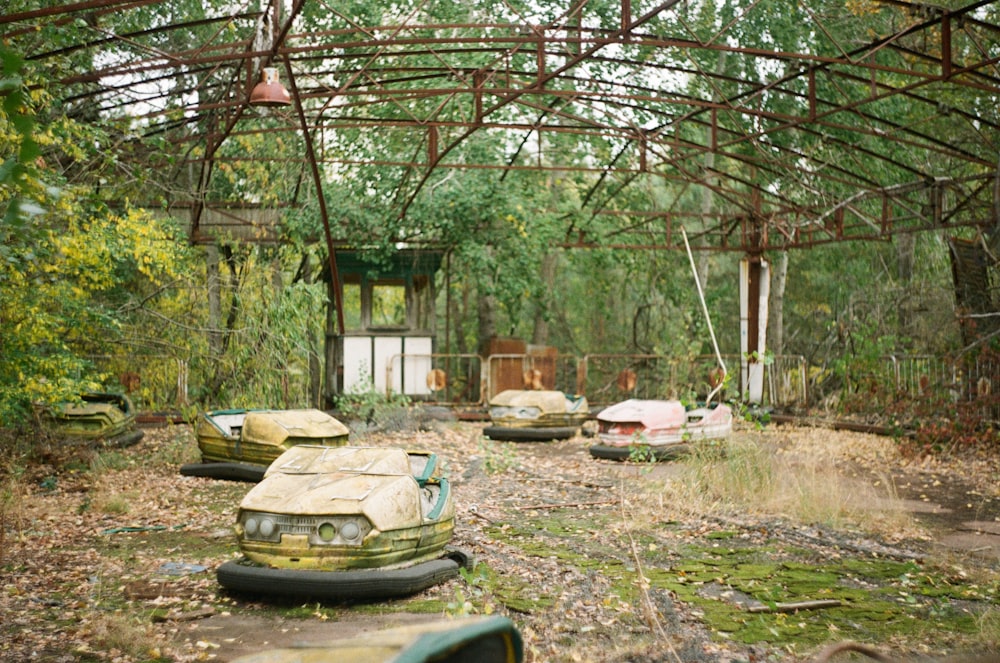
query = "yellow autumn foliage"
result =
(1, 197, 194, 420)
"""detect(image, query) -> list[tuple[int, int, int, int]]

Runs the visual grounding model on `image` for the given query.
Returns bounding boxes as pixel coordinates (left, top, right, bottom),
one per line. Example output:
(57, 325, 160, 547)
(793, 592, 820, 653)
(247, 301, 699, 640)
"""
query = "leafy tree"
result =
(1, 46, 193, 424)
(187, 243, 326, 409)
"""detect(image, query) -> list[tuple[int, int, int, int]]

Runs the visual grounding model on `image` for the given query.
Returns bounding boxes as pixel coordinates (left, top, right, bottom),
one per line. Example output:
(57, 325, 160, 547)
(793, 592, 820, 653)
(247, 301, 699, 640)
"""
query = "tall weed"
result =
(0, 432, 32, 566)
(653, 433, 912, 535)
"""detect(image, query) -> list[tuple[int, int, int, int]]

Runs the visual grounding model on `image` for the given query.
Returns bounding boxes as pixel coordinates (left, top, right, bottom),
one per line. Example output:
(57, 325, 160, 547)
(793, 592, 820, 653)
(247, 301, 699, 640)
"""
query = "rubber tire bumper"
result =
(483, 426, 578, 442)
(179, 461, 265, 482)
(106, 429, 145, 448)
(217, 548, 475, 601)
(588, 443, 691, 462)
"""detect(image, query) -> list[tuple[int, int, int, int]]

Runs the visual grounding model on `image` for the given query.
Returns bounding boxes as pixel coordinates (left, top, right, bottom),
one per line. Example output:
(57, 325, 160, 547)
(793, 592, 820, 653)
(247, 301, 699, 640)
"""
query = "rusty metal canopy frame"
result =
(5, 0, 1000, 252)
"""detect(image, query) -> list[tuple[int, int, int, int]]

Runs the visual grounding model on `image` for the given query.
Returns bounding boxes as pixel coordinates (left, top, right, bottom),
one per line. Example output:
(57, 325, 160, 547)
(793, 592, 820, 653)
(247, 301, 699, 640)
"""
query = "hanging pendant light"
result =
(250, 66, 291, 107)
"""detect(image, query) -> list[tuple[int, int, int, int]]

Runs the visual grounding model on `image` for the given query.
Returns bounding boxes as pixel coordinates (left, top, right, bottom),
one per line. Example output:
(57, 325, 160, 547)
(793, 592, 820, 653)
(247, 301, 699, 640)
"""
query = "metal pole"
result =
(281, 54, 345, 337)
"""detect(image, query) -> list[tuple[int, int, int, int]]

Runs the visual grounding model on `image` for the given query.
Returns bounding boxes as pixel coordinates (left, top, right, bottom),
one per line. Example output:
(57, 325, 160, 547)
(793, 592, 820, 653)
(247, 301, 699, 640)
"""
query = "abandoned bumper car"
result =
(589, 399, 733, 461)
(179, 408, 349, 481)
(40, 392, 144, 448)
(229, 615, 523, 663)
(216, 444, 473, 600)
(483, 389, 590, 442)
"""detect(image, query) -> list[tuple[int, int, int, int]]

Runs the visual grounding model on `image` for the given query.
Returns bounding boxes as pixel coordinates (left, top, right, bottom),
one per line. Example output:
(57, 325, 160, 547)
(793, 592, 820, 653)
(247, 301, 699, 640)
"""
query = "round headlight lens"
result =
(259, 518, 276, 538)
(244, 517, 259, 536)
(318, 522, 336, 542)
(340, 521, 361, 541)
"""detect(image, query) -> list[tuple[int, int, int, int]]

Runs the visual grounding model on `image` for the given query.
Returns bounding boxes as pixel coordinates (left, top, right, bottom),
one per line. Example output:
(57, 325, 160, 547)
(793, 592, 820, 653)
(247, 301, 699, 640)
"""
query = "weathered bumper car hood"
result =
(242, 409, 350, 447)
(597, 399, 686, 429)
(264, 444, 414, 478)
(242, 471, 426, 527)
(488, 389, 590, 428)
(489, 389, 588, 415)
(191, 409, 351, 470)
(244, 445, 453, 528)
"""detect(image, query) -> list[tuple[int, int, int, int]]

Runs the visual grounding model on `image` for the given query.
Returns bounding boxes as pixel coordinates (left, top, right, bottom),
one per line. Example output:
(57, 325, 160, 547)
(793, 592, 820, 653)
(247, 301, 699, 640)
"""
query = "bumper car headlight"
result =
(239, 512, 282, 542)
(308, 517, 370, 546)
(239, 512, 372, 546)
(318, 522, 336, 542)
(340, 521, 361, 541)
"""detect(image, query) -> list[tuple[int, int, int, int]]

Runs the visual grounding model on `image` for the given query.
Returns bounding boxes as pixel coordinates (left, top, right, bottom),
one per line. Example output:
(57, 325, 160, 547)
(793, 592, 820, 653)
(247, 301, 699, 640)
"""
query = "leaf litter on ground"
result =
(2, 418, 1000, 662)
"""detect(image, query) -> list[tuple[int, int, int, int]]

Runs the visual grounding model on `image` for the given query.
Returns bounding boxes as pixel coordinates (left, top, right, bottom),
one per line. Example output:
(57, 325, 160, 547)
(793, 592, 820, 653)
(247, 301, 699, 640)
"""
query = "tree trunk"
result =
(769, 251, 788, 356)
(477, 287, 497, 358)
(303, 252, 322, 408)
(453, 278, 469, 355)
(896, 232, 915, 338)
(324, 268, 338, 407)
(697, 150, 714, 290)
(206, 245, 222, 357)
(532, 252, 558, 345)
(205, 245, 243, 397)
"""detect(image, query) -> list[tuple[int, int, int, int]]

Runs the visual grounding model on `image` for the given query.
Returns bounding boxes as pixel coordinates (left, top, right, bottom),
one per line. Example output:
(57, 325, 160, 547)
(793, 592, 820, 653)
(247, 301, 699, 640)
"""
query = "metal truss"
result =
(5, 0, 1000, 252)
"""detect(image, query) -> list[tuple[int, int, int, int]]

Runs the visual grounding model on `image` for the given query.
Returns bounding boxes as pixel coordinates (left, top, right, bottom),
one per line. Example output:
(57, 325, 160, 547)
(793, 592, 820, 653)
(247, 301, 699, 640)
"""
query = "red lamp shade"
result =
(250, 66, 291, 107)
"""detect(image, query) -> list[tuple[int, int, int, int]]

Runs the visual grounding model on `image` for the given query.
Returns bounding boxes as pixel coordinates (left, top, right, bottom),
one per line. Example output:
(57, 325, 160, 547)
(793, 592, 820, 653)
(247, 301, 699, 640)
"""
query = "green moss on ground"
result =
(484, 508, 1000, 654)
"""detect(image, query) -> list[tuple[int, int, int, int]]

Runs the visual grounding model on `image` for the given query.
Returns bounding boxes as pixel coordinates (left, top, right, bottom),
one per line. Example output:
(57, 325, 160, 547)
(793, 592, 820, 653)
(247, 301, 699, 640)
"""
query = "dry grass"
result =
(0, 474, 26, 566)
(89, 486, 135, 515)
(976, 608, 1000, 649)
(77, 611, 163, 660)
(646, 425, 922, 538)
(0, 438, 31, 567)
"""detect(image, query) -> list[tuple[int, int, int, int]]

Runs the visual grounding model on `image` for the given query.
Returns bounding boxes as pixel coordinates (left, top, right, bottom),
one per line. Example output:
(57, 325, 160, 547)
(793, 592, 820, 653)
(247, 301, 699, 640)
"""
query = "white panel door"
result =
(373, 337, 403, 393)
(342, 336, 374, 392)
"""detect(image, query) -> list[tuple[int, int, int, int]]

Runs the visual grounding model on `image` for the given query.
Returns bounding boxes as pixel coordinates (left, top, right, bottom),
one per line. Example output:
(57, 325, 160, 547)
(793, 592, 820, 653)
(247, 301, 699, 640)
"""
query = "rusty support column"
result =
(882, 195, 892, 235)
(870, 54, 877, 96)
(282, 54, 345, 404)
(473, 70, 484, 123)
(740, 254, 770, 404)
(571, 4, 582, 55)
(710, 109, 718, 151)
(428, 125, 438, 163)
(740, 219, 769, 404)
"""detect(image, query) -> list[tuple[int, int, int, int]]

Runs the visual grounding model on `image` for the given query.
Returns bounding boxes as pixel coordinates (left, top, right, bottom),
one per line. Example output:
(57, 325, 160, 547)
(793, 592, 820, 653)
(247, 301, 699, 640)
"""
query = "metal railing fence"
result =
(83, 350, 994, 426)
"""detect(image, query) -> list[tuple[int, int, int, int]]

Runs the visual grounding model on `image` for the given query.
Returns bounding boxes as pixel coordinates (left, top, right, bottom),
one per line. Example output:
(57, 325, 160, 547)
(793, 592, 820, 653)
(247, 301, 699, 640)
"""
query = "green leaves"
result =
(0, 45, 202, 423)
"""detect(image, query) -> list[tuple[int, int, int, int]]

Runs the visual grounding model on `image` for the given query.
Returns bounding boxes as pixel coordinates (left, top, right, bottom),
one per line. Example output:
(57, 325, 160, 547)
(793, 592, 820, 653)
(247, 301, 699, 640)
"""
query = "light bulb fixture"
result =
(250, 66, 291, 107)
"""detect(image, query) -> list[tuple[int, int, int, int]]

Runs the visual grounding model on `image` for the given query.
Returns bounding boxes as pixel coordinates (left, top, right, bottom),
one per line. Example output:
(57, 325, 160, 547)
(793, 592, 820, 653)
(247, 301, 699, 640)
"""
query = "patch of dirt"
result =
(838, 444, 1000, 562)
(3, 418, 1000, 662)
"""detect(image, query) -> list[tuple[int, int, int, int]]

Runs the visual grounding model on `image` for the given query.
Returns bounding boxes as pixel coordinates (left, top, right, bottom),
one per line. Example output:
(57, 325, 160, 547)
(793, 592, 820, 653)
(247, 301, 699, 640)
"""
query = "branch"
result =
(618, 479, 683, 663)
(747, 599, 843, 614)
(516, 499, 616, 511)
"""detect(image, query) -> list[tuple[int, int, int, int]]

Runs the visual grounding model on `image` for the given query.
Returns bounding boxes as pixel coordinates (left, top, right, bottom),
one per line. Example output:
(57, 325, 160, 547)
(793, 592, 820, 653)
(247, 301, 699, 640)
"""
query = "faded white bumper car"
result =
(589, 399, 733, 461)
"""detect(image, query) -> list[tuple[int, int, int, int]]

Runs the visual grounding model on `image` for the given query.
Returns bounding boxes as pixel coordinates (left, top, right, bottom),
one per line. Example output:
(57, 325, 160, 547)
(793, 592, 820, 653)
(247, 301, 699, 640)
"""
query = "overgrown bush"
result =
(332, 381, 411, 427)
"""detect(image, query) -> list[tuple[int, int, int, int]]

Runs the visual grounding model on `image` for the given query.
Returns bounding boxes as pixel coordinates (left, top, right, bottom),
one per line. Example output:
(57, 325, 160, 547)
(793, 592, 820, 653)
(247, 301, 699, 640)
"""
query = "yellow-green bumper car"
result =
(180, 408, 350, 481)
(41, 392, 143, 448)
(216, 445, 472, 601)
